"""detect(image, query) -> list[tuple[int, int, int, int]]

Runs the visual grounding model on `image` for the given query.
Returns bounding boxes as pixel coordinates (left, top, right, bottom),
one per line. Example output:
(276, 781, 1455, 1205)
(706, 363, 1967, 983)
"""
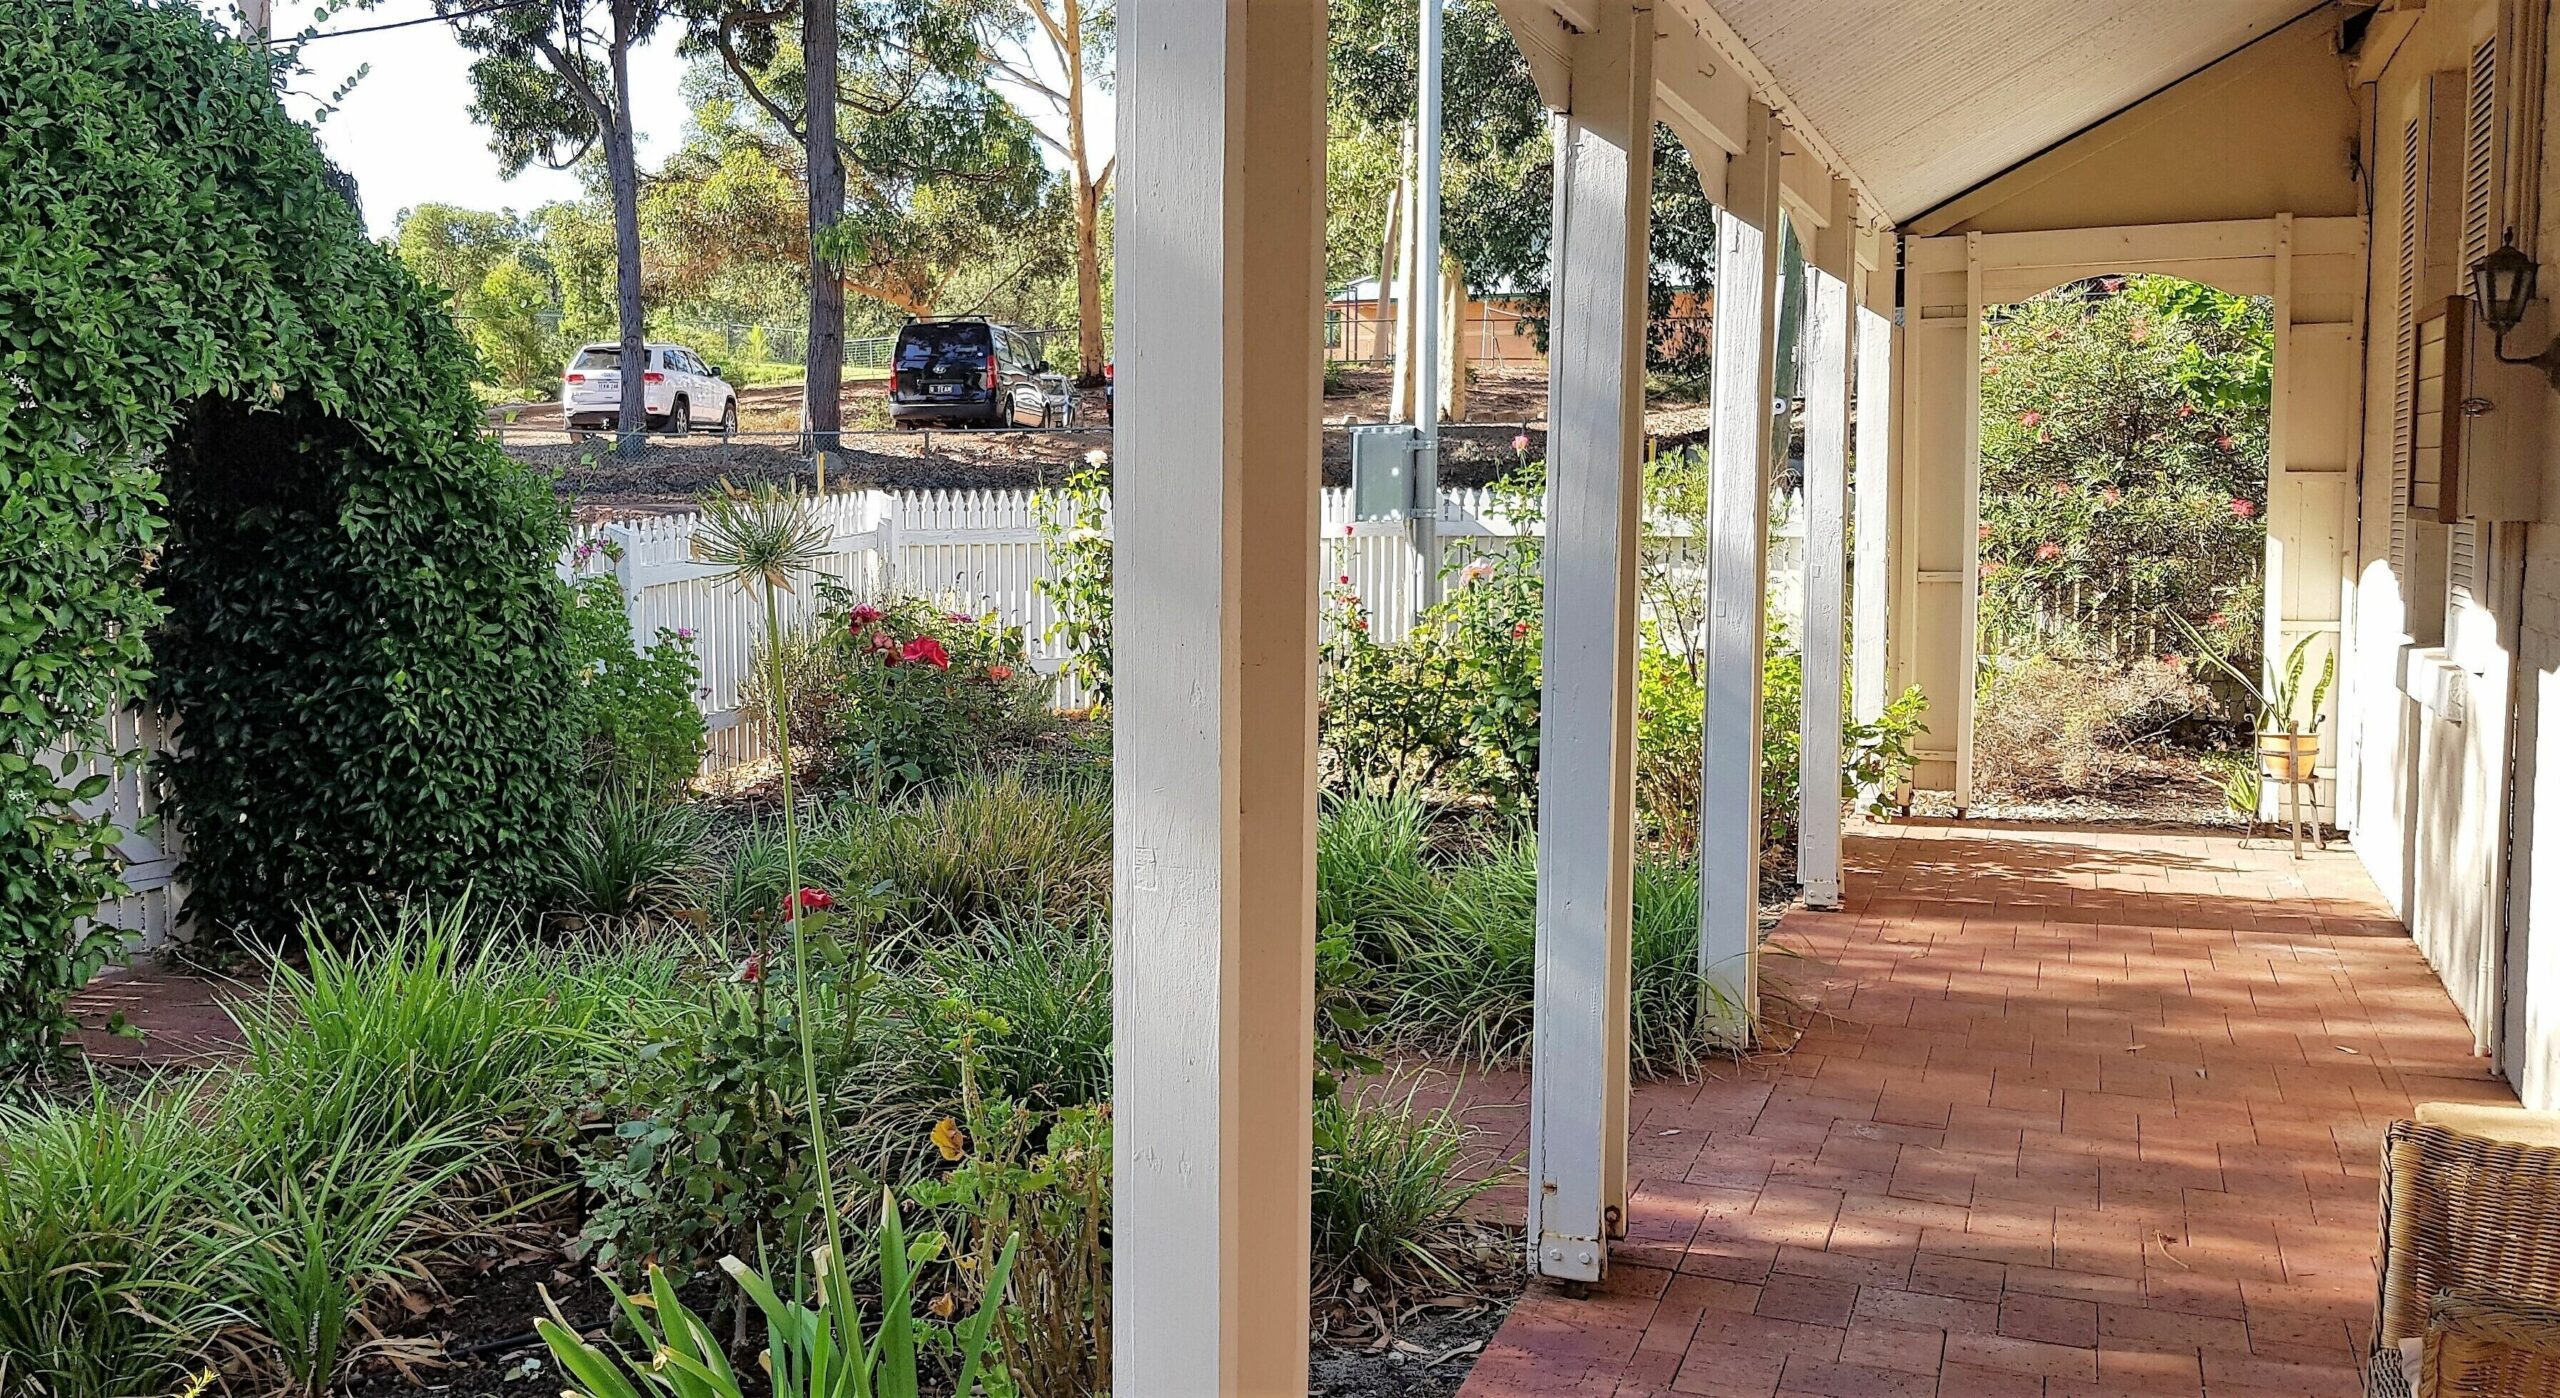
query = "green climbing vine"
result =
(0, 0, 575, 1071)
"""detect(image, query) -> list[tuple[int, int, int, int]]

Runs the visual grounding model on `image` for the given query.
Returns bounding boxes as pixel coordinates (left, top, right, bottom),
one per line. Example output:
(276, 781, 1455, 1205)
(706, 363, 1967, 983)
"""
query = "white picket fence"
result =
(566, 486, 1548, 766)
(77, 485, 1805, 942)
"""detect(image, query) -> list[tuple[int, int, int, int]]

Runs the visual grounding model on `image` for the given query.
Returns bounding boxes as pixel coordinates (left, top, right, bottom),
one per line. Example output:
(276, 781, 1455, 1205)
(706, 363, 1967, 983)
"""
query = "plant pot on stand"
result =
(2257, 729, 2322, 855)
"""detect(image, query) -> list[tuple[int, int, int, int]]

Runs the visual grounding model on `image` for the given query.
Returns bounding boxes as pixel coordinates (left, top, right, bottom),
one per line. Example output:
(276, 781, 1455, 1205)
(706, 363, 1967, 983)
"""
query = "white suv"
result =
(561, 342, 740, 434)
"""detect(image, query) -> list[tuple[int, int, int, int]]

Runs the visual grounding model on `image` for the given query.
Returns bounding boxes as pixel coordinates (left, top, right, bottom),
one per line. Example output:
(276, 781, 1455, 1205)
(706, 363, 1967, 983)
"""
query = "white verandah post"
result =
(1111, 2, 1325, 1392)
(1699, 101, 1782, 1043)
(1797, 181, 1856, 911)
(1526, 0, 1651, 1287)
(1850, 237, 1899, 741)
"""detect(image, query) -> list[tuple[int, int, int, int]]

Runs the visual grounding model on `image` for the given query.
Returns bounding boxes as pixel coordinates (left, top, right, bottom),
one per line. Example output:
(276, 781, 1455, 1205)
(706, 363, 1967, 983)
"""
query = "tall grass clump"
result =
(543, 785, 709, 919)
(222, 900, 689, 1167)
(823, 772, 1111, 933)
(0, 1088, 226, 1398)
(1320, 790, 1725, 1076)
(1310, 1078, 1498, 1297)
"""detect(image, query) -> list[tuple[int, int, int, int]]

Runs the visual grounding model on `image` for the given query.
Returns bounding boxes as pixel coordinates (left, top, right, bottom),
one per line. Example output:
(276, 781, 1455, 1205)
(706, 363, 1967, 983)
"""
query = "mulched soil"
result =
(1310, 1295, 1515, 1398)
(341, 1241, 777, 1398)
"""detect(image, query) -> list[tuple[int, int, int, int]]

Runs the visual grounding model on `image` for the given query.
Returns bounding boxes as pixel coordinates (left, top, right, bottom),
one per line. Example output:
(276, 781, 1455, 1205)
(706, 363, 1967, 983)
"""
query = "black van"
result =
(888, 317, 1057, 428)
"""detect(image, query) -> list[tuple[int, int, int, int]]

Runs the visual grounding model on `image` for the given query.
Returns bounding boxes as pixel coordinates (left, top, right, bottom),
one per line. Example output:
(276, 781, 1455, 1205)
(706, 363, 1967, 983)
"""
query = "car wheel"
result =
(668, 399, 691, 435)
(719, 396, 738, 433)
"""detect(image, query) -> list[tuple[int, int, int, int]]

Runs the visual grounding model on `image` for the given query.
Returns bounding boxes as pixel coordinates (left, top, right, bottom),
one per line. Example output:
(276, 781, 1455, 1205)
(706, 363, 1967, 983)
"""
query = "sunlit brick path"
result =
(1451, 821, 2513, 1398)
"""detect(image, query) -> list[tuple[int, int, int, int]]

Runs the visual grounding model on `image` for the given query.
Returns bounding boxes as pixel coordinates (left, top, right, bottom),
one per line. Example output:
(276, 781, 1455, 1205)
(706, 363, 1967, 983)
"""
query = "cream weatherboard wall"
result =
(2346, 0, 2549, 1065)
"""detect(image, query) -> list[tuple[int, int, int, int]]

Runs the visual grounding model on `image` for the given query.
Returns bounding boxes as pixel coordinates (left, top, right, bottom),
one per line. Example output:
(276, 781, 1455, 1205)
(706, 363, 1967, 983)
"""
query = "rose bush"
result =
(790, 597, 1056, 791)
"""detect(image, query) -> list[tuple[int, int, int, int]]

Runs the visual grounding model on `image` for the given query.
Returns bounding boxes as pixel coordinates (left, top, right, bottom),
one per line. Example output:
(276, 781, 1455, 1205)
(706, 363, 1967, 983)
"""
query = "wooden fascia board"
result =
(1656, 0, 1887, 222)
(1489, 0, 1577, 112)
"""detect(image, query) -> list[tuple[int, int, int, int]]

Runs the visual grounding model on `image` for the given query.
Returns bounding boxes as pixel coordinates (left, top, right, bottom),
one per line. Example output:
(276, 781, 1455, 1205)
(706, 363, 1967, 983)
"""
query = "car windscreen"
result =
(570, 347, 622, 371)
(895, 323, 992, 373)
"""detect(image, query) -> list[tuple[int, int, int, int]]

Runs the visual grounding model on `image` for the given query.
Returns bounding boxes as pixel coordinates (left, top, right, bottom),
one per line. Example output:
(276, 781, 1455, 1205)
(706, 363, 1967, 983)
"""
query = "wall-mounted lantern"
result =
(2470, 230, 2560, 386)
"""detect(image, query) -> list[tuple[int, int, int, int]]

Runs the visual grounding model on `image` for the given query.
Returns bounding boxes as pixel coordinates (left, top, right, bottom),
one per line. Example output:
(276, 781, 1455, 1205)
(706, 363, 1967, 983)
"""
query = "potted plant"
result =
(2176, 621, 2336, 781)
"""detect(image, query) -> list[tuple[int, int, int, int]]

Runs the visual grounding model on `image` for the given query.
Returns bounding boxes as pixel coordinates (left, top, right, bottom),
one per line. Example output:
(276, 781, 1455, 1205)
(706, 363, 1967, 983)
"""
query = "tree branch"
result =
(712, 27, 808, 142)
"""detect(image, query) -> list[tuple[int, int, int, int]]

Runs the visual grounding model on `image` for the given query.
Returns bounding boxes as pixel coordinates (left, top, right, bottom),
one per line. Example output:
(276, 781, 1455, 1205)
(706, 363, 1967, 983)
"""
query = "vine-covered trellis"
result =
(0, 0, 574, 1072)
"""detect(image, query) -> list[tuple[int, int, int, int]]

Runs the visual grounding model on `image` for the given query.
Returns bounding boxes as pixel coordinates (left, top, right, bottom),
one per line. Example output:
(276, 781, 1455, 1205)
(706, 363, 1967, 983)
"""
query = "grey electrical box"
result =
(1350, 424, 1419, 522)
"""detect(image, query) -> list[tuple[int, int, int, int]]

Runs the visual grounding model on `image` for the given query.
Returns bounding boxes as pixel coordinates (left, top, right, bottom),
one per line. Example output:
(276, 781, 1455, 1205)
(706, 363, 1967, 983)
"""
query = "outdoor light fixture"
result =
(2470, 230, 2560, 386)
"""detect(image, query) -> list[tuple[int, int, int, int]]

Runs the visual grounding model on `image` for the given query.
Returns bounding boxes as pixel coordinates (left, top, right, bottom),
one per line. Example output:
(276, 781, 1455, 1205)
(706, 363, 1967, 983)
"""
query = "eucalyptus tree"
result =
(970, 0, 1114, 382)
(678, 0, 1045, 439)
(1327, 0, 1720, 378)
(437, 0, 665, 455)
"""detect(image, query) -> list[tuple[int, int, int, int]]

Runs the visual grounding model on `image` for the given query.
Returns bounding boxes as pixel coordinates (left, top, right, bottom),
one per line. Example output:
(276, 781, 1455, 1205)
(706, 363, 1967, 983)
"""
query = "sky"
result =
(210, 0, 1109, 240)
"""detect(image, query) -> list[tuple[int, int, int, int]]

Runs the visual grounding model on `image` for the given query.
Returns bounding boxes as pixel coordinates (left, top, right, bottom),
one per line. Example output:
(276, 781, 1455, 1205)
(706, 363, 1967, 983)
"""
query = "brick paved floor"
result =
(1451, 821, 2514, 1398)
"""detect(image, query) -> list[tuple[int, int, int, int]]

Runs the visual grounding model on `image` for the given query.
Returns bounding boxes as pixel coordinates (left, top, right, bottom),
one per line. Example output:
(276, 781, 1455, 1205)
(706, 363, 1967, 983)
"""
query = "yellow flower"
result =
(932, 1117, 967, 1161)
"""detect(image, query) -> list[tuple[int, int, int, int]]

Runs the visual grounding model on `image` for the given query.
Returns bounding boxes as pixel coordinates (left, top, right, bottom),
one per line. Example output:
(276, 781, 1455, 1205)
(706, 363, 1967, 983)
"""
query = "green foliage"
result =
(562, 572, 709, 786)
(463, 254, 565, 396)
(1310, 1078, 1498, 1296)
(548, 1198, 1016, 1398)
(1034, 463, 1114, 709)
(906, 1008, 1111, 1398)
(1316, 792, 1730, 1074)
(0, 1, 575, 1052)
(0, 1089, 227, 1398)
(800, 597, 1055, 792)
(1325, 0, 1718, 374)
(1320, 544, 1543, 810)
(0, 907, 687, 1394)
(561, 969, 870, 1279)
(820, 776, 1112, 934)
(544, 786, 710, 920)
(2178, 620, 2336, 736)
(1978, 276, 2272, 669)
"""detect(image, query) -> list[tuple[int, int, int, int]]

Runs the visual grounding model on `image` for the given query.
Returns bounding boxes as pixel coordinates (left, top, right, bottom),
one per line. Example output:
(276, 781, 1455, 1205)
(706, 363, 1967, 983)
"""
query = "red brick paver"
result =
(1456, 821, 2512, 1398)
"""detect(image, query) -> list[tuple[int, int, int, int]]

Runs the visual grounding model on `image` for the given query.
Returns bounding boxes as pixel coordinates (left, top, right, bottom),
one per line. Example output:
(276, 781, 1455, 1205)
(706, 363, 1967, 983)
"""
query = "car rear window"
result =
(896, 323, 992, 372)
(570, 347, 622, 371)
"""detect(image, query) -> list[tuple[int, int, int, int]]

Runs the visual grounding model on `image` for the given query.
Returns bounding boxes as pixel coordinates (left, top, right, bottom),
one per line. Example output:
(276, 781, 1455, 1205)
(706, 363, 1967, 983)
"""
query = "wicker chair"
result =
(2372, 1107, 2560, 1396)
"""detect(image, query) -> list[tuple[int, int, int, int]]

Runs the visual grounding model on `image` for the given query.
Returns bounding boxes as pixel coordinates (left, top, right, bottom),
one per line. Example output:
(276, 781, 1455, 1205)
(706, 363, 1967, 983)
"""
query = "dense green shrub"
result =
(792, 597, 1056, 791)
(561, 572, 708, 786)
(0, 0, 578, 1003)
(1320, 543, 1543, 808)
(1978, 276, 2271, 669)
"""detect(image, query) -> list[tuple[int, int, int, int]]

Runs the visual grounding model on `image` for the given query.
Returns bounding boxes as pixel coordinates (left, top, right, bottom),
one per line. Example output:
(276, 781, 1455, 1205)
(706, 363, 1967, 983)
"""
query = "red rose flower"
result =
(738, 953, 765, 984)
(986, 663, 1014, 681)
(2228, 498, 2256, 519)
(901, 636, 951, 670)
(783, 887, 833, 919)
(1511, 621, 1531, 640)
(849, 604, 885, 627)
(2177, 401, 2196, 418)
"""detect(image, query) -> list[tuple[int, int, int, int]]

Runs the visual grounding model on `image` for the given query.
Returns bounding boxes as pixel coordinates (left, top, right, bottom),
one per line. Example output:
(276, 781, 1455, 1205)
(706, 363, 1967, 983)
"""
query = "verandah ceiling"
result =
(1682, 0, 2326, 221)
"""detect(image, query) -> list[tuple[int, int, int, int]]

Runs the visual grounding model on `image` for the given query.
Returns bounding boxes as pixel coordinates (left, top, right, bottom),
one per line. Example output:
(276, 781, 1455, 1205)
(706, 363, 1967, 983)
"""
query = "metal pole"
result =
(1413, 0, 1444, 609)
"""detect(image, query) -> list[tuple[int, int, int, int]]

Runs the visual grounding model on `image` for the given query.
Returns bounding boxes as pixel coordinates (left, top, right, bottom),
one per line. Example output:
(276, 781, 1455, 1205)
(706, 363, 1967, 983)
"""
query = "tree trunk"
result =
(804, 0, 845, 449)
(1441, 250, 1468, 422)
(1065, 0, 1107, 384)
(607, 3, 648, 459)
